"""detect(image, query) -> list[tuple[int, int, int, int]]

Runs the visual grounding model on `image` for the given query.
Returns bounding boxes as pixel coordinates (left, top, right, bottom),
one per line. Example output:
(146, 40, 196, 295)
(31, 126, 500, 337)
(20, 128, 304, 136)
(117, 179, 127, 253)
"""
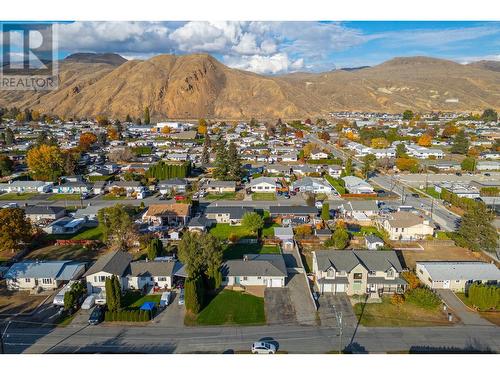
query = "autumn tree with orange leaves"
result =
(417, 134, 432, 147)
(27, 144, 64, 181)
(79, 132, 98, 151)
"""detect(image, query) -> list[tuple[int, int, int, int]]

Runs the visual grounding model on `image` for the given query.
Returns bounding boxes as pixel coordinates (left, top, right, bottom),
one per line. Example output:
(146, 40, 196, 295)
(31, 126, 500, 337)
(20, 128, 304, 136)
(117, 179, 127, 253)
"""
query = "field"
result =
(209, 223, 255, 240)
(252, 193, 277, 201)
(224, 243, 280, 260)
(186, 290, 265, 326)
(353, 296, 453, 327)
(0, 192, 37, 200)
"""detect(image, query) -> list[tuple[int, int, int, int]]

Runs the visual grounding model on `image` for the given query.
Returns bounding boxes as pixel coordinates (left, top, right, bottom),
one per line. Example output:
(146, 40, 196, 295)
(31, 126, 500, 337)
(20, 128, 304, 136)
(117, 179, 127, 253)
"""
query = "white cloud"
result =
(224, 53, 303, 74)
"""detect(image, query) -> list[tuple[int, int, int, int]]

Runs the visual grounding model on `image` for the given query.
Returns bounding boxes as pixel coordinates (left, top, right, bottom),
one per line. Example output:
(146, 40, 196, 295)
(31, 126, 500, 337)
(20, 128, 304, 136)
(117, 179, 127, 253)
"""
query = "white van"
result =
(52, 281, 76, 306)
(81, 295, 96, 310)
(160, 291, 172, 308)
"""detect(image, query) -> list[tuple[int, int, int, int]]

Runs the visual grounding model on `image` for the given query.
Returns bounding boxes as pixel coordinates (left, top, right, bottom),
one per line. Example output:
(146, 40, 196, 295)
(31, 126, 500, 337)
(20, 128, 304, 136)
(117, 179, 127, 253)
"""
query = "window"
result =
(257, 276, 262, 280)
(387, 269, 394, 278)
(243, 276, 248, 281)
(327, 269, 335, 278)
(25, 278, 31, 283)
(368, 271, 376, 276)
(353, 273, 363, 280)
(42, 278, 52, 284)
(157, 277, 167, 281)
(222, 276, 228, 282)
(94, 275, 107, 283)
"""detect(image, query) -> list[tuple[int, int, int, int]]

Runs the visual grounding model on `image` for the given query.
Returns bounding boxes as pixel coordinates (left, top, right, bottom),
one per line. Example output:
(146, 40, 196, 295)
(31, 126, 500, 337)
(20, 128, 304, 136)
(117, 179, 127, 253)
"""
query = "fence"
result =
(55, 239, 101, 246)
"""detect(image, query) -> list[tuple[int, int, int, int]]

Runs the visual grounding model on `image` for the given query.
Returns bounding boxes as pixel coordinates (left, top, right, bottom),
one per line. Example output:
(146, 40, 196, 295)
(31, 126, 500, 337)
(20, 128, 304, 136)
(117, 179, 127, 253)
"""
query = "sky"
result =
(2, 21, 500, 74)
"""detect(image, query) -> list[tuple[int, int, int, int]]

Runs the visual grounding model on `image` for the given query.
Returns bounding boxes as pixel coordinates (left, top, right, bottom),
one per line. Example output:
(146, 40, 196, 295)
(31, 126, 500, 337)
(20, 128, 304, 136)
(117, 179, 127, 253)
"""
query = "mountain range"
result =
(0, 53, 499, 120)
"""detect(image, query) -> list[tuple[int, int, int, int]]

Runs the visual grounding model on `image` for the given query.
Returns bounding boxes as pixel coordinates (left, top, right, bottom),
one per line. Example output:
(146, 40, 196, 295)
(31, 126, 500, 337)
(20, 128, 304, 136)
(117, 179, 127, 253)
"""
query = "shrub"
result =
(467, 283, 500, 311)
(390, 293, 405, 307)
(228, 233, 239, 243)
(405, 287, 441, 309)
(401, 271, 420, 290)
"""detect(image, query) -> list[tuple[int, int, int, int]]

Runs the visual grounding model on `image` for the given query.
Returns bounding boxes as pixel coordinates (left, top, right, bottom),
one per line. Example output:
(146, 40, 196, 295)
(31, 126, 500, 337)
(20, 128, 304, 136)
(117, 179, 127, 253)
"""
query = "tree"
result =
(395, 143, 408, 158)
(242, 212, 264, 235)
(481, 108, 498, 123)
(201, 234, 223, 290)
(457, 204, 498, 253)
(64, 281, 85, 310)
(125, 114, 133, 123)
(371, 137, 389, 149)
(227, 141, 242, 180)
(417, 134, 432, 147)
(332, 225, 350, 249)
(198, 118, 207, 135)
(321, 202, 330, 221)
(402, 110, 414, 120)
(62, 150, 79, 176)
(27, 144, 64, 181)
(184, 276, 203, 313)
(144, 106, 150, 125)
(451, 130, 469, 154)
(0, 208, 32, 254)
(213, 139, 229, 180)
(461, 157, 476, 172)
(343, 158, 353, 176)
(147, 238, 164, 260)
(396, 157, 419, 173)
(160, 126, 171, 134)
(5, 127, 14, 145)
(97, 205, 137, 251)
(112, 275, 122, 309)
(201, 135, 210, 167)
(178, 231, 205, 278)
(401, 271, 420, 290)
(0, 155, 13, 177)
(96, 115, 109, 126)
(105, 277, 117, 312)
(319, 131, 330, 141)
(362, 154, 376, 178)
(79, 132, 98, 151)
(442, 122, 458, 138)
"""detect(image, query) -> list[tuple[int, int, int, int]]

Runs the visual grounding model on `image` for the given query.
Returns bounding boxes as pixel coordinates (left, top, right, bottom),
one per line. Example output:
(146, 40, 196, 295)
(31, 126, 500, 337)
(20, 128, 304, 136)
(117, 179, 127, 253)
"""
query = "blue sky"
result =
(2, 21, 500, 74)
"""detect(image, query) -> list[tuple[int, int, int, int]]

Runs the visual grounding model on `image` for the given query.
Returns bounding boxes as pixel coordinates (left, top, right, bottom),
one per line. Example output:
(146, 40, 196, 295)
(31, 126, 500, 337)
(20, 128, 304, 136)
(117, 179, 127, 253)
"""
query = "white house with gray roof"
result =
(312, 250, 406, 295)
(221, 254, 287, 288)
(416, 261, 500, 292)
(247, 177, 277, 192)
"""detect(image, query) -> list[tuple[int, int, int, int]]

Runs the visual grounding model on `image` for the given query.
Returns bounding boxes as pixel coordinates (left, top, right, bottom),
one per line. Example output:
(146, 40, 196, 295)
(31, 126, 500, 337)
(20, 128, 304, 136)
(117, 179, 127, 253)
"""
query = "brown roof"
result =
(386, 211, 425, 228)
(144, 203, 191, 218)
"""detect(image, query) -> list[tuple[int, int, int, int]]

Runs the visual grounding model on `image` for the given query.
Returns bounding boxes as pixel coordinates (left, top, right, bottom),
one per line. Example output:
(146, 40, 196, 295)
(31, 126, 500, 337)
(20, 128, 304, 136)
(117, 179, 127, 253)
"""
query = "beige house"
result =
(84, 251, 133, 294)
(416, 261, 500, 292)
(382, 211, 434, 241)
(312, 250, 407, 295)
(142, 203, 191, 226)
(203, 180, 237, 194)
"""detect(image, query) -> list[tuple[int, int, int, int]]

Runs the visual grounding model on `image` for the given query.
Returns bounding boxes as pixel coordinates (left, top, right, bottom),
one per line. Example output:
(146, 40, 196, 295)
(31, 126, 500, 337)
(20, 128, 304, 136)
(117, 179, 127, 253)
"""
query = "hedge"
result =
(467, 283, 500, 311)
(105, 309, 152, 322)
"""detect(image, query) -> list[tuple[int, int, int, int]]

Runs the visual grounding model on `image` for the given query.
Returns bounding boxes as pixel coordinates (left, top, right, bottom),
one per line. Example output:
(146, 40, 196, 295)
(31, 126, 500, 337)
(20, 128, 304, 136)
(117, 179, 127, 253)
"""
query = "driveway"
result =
(153, 290, 185, 327)
(286, 272, 318, 326)
(437, 289, 494, 326)
(317, 293, 357, 328)
(264, 288, 296, 325)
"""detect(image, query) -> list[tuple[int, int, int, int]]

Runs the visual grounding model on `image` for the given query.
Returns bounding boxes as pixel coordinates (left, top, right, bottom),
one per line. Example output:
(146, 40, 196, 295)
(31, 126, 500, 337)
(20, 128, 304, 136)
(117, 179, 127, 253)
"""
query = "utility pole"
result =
(331, 304, 343, 354)
(401, 186, 405, 205)
(1, 320, 12, 354)
(430, 198, 434, 220)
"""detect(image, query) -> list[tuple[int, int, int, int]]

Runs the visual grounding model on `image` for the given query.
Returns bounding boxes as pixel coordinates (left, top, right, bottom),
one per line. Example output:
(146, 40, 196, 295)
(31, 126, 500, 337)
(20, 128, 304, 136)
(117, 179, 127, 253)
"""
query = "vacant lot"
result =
(209, 223, 255, 240)
(25, 244, 106, 262)
(353, 297, 453, 327)
(0, 281, 48, 316)
(186, 290, 265, 326)
(401, 241, 491, 270)
(224, 243, 280, 260)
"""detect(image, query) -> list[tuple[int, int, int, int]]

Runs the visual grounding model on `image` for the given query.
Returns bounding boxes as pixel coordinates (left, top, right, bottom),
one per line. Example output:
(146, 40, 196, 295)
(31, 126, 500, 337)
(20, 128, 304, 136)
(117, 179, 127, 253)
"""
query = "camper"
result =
(52, 280, 77, 306)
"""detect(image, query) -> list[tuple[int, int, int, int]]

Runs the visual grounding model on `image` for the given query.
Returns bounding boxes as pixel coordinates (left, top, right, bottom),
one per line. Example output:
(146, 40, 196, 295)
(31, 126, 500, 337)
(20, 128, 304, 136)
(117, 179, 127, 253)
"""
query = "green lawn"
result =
(209, 224, 255, 240)
(224, 243, 280, 260)
(325, 175, 346, 194)
(102, 194, 127, 200)
(261, 222, 279, 238)
(72, 226, 104, 240)
(190, 290, 265, 325)
(204, 192, 238, 200)
(122, 291, 161, 309)
(0, 192, 37, 200)
(47, 193, 82, 201)
(252, 193, 277, 201)
(425, 187, 441, 199)
(353, 296, 452, 327)
(435, 231, 451, 240)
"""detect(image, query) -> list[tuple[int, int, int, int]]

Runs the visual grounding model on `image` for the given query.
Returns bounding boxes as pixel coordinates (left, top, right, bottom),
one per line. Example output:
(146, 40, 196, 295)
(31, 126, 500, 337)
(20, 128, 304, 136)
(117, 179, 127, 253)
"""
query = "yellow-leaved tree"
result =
(27, 144, 64, 181)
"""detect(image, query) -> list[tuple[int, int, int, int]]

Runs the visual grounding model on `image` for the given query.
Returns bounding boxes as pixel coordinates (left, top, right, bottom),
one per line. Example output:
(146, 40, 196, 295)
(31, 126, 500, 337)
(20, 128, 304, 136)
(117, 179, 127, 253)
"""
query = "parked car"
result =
(251, 341, 276, 354)
(484, 173, 491, 176)
(88, 306, 105, 325)
(178, 288, 185, 305)
(315, 201, 323, 209)
(82, 295, 96, 310)
(160, 291, 172, 308)
(174, 195, 185, 201)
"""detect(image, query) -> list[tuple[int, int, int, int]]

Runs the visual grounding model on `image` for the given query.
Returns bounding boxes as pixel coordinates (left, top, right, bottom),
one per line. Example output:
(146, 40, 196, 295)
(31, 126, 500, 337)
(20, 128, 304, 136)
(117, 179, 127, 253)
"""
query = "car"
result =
(160, 291, 172, 308)
(455, 172, 462, 176)
(82, 295, 96, 310)
(88, 306, 105, 325)
(411, 193, 420, 198)
(178, 288, 185, 305)
(251, 341, 276, 354)
(484, 173, 491, 176)
(315, 201, 323, 209)
(174, 195, 185, 201)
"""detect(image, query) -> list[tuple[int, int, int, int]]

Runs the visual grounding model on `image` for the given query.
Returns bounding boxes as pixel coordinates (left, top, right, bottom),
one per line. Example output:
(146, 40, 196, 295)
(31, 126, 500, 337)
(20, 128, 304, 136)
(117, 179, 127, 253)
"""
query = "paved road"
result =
(3, 320, 499, 354)
(436, 290, 494, 327)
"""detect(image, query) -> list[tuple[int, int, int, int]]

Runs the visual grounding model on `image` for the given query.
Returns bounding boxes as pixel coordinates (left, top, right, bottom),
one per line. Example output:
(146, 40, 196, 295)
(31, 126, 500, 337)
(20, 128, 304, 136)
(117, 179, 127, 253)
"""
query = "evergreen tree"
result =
(112, 275, 122, 310)
(457, 204, 498, 253)
(321, 202, 330, 221)
(332, 226, 350, 249)
(144, 106, 150, 125)
(213, 139, 229, 179)
(5, 127, 14, 145)
(343, 158, 353, 177)
(125, 114, 132, 123)
(201, 136, 210, 167)
(185, 276, 202, 313)
(481, 108, 498, 123)
(147, 238, 163, 260)
(227, 141, 242, 180)
(451, 130, 469, 154)
(105, 277, 116, 311)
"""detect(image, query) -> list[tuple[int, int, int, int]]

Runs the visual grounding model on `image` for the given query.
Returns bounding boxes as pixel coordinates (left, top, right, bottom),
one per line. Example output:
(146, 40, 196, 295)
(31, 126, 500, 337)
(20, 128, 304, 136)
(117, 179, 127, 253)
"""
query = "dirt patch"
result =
(401, 241, 489, 270)
(0, 281, 48, 316)
(479, 312, 500, 326)
(25, 244, 108, 262)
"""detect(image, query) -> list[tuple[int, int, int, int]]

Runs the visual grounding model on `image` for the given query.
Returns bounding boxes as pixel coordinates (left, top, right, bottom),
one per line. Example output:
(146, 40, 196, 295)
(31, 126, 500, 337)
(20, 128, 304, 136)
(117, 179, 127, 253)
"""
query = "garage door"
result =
(270, 278, 282, 287)
(336, 284, 345, 293)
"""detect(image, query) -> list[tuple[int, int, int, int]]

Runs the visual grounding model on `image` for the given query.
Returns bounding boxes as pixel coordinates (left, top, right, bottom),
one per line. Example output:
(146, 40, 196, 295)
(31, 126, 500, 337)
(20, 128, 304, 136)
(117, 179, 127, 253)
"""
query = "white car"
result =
(251, 341, 276, 354)
(178, 289, 185, 305)
(160, 291, 172, 308)
(81, 295, 96, 310)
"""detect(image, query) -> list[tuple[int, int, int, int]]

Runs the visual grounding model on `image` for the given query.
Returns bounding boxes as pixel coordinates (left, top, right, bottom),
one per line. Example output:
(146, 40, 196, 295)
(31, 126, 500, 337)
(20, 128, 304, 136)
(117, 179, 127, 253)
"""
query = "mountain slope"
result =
(0, 54, 499, 119)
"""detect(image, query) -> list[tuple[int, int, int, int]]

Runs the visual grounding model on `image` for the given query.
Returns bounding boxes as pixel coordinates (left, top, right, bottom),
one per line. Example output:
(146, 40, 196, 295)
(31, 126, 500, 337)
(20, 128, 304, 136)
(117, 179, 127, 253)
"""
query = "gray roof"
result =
(5, 261, 86, 280)
(417, 261, 500, 281)
(274, 226, 294, 237)
(128, 261, 177, 277)
(205, 206, 253, 220)
(187, 215, 215, 228)
(367, 276, 407, 285)
(83, 250, 132, 277)
(365, 234, 384, 244)
(314, 250, 403, 273)
(248, 177, 276, 187)
(24, 205, 66, 215)
(343, 200, 378, 211)
(158, 178, 188, 187)
(222, 254, 287, 277)
(205, 180, 237, 188)
(269, 205, 317, 215)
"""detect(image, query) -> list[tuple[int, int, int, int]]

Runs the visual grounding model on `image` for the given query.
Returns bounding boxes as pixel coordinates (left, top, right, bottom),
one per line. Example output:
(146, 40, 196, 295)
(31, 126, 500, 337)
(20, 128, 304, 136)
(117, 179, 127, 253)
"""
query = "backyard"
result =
(209, 223, 255, 240)
(353, 296, 453, 327)
(185, 290, 265, 326)
(25, 244, 106, 262)
(122, 291, 162, 309)
(223, 243, 280, 260)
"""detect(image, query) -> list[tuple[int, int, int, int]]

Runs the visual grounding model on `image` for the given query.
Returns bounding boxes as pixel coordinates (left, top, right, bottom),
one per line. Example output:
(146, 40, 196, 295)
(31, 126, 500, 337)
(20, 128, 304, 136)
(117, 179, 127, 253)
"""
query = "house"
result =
(127, 260, 178, 291)
(342, 176, 375, 194)
(281, 152, 298, 162)
(1, 181, 53, 193)
(248, 177, 277, 192)
(6, 260, 86, 291)
(328, 165, 342, 178)
(269, 205, 318, 225)
(43, 217, 92, 235)
(107, 181, 143, 196)
(382, 211, 434, 241)
(24, 205, 66, 222)
(221, 254, 287, 289)
(92, 181, 108, 195)
(187, 215, 216, 232)
(274, 226, 294, 242)
(158, 178, 189, 195)
(53, 181, 92, 194)
(434, 182, 480, 199)
(416, 261, 500, 292)
(312, 250, 406, 295)
(406, 144, 444, 159)
(204, 206, 253, 226)
(310, 151, 329, 160)
(315, 228, 332, 241)
(142, 203, 191, 226)
(84, 250, 133, 294)
(365, 235, 384, 250)
(292, 177, 335, 195)
(340, 201, 379, 223)
(477, 161, 500, 171)
(203, 180, 237, 194)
